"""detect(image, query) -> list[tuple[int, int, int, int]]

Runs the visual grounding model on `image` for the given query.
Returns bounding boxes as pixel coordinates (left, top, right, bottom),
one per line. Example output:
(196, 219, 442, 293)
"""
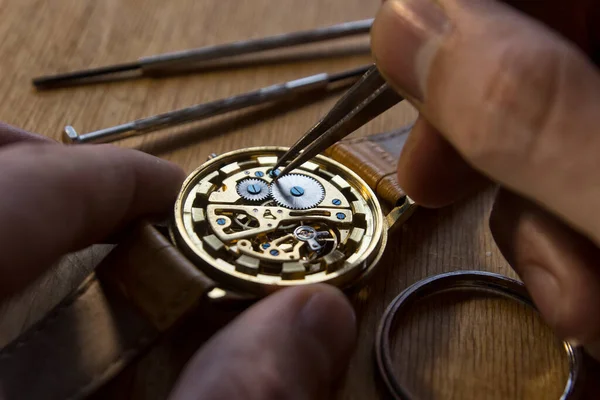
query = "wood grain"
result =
(0, 0, 595, 399)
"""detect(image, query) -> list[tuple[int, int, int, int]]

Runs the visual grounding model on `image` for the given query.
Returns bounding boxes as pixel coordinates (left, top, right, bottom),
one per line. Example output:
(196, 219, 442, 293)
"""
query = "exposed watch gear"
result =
(173, 146, 390, 294)
(236, 178, 270, 201)
(269, 173, 325, 209)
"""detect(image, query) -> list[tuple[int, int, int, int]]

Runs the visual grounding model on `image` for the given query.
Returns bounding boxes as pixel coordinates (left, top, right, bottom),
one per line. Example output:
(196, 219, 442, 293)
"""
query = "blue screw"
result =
(262, 243, 271, 249)
(216, 218, 226, 225)
(268, 168, 281, 177)
(247, 184, 262, 194)
(336, 212, 346, 220)
(290, 186, 304, 197)
(270, 249, 279, 256)
(255, 171, 265, 177)
(332, 198, 341, 205)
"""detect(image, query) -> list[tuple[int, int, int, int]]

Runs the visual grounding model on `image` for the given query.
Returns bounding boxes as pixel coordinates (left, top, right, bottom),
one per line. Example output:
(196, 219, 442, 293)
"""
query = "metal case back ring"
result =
(375, 271, 583, 400)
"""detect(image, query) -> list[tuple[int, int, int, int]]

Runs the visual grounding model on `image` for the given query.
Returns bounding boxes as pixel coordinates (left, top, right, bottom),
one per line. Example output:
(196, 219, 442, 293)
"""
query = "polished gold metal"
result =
(171, 147, 416, 296)
(385, 196, 417, 233)
(206, 204, 351, 241)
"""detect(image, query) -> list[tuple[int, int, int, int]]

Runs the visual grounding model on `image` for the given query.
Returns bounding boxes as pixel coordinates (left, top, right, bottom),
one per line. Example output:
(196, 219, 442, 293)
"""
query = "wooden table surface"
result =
(0, 0, 596, 399)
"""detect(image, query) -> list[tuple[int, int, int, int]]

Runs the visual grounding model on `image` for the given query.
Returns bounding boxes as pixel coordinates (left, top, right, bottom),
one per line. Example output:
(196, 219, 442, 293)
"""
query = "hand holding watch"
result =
(0, 125, 418, 400)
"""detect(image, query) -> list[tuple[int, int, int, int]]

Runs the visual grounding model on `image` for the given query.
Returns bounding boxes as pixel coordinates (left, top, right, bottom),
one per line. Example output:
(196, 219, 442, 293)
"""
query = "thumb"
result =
(371, 0, 600, 245)
(168, 285, 356, 400)
(371, 0, 600, 359)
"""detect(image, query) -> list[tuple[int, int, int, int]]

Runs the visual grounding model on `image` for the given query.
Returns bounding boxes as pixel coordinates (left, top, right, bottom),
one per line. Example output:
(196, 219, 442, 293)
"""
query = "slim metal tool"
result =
(33, 19, 373, 88)
(271, 65, 404, 180)
(62, 65, 370, 144)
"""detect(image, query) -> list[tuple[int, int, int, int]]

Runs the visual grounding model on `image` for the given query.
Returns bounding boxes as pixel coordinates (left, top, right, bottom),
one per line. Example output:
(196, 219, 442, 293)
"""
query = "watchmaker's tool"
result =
(37, 18, 382, 145)
(272, 65, 403, 180)
(62, 65, 370, 144)
(32, 19, 373, 89)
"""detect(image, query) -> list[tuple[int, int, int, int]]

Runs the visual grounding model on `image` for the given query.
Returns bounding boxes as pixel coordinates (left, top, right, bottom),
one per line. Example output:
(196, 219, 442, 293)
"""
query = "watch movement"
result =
(170, 147, 396, 295)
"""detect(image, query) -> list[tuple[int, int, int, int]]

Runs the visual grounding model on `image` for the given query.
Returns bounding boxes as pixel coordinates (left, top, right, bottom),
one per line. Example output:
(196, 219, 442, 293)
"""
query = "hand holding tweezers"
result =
(272, 65, 404, 180)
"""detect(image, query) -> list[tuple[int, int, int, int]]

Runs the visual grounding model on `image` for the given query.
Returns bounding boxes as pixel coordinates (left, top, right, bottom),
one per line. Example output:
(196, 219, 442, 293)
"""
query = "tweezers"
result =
(272, 65, 403, 180)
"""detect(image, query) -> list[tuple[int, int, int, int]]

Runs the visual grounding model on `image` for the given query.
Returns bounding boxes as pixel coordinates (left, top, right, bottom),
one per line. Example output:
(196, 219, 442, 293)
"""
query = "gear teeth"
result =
(236, 178, 270, 202)
(269, 173, 325, 210)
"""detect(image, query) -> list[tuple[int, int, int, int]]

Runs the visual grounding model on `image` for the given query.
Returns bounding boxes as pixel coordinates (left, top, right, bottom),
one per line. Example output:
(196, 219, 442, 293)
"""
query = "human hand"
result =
(0, 123, 185, 299)
(168, 284, 356, 400)
(371, 0, 600, 357)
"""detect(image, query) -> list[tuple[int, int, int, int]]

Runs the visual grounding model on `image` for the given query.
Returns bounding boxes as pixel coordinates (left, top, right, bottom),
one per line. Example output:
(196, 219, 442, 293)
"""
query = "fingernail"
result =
(521, 264, 564, 333)
(371, 0, 450, 102)
(298, 287, 357, 369)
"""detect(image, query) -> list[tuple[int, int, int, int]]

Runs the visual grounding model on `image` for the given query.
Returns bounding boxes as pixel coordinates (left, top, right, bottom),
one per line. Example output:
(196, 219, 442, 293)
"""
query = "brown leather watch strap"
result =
(324, 124, 412, 206)
(0, 222, 215, 400)
(98, 222, 215, 330)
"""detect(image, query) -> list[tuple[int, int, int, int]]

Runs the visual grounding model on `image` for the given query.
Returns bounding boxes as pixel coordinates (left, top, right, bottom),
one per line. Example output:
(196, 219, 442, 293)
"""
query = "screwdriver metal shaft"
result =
(63, 65, 370, 144)
(34, 19, 373, 88)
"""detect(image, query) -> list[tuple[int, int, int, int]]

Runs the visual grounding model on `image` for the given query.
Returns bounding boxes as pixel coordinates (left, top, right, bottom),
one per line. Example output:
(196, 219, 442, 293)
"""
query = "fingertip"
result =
(585, 341, 600, 361)
(169, 285, 357, 400)
(297, 284, 357, 365)
(371, 0, 417, 97)
(0, 122, 55, 146)
(396, 117, 488, 208)
(372, 0, 449, 103)
(490, 190, 600, 345)
(0, 144, 186, 296)
(93, 144, 186, 181)
(262, 284, 357, 370)
(85, 144, 186, 214)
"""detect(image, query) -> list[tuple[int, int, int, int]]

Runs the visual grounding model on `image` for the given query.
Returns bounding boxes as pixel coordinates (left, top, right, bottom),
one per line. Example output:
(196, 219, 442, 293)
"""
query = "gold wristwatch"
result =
(0, 126, 414, 400)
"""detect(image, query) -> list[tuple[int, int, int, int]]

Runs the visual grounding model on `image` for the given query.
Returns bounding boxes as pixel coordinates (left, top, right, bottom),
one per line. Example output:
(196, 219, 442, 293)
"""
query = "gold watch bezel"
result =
(170, 146, 395, 297)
